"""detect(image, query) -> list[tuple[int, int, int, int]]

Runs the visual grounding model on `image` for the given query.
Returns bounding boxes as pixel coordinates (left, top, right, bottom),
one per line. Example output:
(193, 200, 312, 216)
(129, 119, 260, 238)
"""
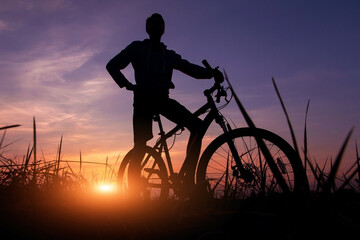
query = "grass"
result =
(1, 81, 360, 239)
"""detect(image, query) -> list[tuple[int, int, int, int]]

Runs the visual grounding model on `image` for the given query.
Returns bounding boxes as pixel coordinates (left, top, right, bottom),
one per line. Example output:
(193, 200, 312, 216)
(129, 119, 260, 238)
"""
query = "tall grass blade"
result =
(80, 150, 82, 174)
(342, 160, 358, 177)
(304, 99, 310, 172)
(24, 143, 33, 170)
(338, 160, 359, 190)
(224, 151, 230, 198)
(272, 78, 310, 193)
(33, 117, 37, 185)
(272, 78, 300, 157)
(323, 128, 354, 193)
(65, 160, 75, 175)
(224, 70, 289, 193)
(0, 130, 6, 149)
(338, 167, 358, 191)
(258, 146, 266, 193)
(104, 156, 108, 181)
(106, 164, 118, 180)
(0, 138, 22, 150)
(224, 70, 256, 129)
(107, 153, 122, 180)
(0, 124, 21, 131)
(315, 159, 329, 192)
(305, 157, 321, 191)
(56, 135, 63, 176)
(356, 141, 359, 189)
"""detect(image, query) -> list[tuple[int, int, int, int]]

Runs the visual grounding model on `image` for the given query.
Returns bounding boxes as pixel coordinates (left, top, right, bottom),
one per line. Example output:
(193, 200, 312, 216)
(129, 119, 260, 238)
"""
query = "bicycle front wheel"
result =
(196, 128, 307, 199)
(118, 146, 169, 200)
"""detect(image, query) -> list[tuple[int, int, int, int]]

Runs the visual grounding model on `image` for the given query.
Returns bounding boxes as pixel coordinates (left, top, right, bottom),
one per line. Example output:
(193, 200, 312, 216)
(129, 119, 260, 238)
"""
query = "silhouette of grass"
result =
(1, 81, 360, 240)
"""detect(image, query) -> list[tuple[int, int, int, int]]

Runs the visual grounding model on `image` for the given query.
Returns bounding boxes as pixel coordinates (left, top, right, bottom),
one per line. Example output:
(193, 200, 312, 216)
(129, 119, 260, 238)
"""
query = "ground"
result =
(0, 189, 359, 240)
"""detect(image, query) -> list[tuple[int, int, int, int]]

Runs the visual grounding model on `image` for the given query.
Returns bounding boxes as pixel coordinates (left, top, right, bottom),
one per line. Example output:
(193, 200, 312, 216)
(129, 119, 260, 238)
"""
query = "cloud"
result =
(0, 0, 74, 12)
(0, 44, 102, 101)
(21, 46, 97, 86)
(0, 19, 10, 34)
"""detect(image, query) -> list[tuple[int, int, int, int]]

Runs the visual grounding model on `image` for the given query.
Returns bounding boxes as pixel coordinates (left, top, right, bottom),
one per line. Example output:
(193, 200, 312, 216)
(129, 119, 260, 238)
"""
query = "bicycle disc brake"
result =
(232, 165, 254, 183)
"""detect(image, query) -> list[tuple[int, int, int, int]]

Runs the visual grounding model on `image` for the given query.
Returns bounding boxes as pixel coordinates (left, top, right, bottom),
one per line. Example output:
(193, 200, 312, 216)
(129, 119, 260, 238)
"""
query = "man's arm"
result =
(174, 58, 213, 79)
(106, 44, 134, 89)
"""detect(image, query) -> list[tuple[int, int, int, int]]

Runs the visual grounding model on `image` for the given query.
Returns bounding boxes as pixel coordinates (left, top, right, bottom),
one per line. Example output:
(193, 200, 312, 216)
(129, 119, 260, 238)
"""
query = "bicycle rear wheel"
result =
(196, 128, 308, 199)
(118, 146, 169, 200)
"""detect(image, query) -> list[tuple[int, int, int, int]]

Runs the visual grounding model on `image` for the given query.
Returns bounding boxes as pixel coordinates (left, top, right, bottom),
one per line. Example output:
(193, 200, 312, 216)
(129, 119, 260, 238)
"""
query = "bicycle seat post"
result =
(153, 114, 175, 177)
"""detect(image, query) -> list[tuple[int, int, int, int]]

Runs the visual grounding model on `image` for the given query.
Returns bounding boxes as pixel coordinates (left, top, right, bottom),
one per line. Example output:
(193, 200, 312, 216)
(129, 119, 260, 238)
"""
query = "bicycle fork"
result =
(215, 113, 254, 183)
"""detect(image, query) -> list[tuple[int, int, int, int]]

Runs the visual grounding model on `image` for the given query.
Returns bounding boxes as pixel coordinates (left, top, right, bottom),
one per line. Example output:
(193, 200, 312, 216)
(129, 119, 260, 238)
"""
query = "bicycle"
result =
(118, 60, 308, 200)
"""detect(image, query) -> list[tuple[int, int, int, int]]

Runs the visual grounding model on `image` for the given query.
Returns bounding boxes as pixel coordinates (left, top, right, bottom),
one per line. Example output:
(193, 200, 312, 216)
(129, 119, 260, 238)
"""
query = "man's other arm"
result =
(106, 43, 134, 88)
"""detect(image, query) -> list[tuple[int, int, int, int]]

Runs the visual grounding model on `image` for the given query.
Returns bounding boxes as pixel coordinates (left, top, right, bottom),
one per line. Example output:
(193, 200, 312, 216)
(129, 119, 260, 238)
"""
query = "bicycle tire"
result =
(196, 128, 308, 199)
(118, 146, 169, 200)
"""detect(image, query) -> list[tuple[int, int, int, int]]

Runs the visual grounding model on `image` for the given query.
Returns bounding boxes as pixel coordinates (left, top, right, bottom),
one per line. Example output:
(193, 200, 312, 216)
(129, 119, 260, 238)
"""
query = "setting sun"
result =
(95, 183, 117, 194)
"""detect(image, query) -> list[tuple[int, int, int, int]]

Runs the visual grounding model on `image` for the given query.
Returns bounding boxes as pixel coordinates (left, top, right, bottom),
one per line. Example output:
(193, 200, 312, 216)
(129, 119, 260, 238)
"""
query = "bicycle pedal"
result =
(143, 168, 160, 174)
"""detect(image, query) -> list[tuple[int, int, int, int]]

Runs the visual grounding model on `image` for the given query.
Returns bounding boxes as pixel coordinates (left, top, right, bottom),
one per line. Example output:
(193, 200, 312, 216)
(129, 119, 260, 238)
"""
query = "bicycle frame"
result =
(146, 81, 244, 184)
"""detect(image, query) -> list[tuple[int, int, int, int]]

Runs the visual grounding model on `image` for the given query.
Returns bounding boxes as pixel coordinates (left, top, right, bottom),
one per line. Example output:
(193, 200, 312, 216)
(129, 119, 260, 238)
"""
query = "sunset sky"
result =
(1, 0, 359, 174)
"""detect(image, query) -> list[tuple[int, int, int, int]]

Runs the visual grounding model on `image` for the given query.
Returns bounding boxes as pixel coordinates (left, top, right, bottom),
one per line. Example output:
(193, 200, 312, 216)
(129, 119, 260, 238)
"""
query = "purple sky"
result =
(1, 0, 359, 173)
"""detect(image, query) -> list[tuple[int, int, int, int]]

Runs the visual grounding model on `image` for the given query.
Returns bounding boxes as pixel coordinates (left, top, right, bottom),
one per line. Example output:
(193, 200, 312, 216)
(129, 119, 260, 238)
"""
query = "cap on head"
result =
(146, 13, 165, 37)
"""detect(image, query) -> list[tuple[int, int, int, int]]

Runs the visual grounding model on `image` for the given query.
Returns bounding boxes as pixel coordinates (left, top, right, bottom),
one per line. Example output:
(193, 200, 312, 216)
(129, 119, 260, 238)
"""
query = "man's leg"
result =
(129, 102, 153, 199)
(128, 141, 146, 199)
(160, 98, 203, 186)
(182, 126, 204, 186)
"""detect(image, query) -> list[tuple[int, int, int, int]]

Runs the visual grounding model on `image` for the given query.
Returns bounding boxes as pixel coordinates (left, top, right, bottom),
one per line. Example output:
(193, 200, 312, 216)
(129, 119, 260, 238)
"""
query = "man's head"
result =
(146, 13, 165, 41)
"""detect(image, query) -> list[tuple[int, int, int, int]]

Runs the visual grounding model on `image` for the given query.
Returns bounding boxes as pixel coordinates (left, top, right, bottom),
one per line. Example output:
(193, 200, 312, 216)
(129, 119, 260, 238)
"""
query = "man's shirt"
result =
(107, 39, 211, 94)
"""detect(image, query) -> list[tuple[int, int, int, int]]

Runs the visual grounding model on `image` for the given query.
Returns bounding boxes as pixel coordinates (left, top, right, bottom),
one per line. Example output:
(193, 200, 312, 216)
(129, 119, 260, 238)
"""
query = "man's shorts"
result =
(132, 90, 202, 145)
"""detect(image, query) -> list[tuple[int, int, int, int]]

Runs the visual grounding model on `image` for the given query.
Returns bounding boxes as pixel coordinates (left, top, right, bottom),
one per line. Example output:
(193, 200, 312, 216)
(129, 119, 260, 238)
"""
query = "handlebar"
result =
(202, 59, 226, 103)
(202, 59, 213, 73)
(202, 59, 224, 83)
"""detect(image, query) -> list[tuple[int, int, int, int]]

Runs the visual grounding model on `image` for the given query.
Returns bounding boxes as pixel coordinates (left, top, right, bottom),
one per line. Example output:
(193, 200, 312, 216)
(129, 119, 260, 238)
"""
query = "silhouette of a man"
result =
(107, 13, 221, 197)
